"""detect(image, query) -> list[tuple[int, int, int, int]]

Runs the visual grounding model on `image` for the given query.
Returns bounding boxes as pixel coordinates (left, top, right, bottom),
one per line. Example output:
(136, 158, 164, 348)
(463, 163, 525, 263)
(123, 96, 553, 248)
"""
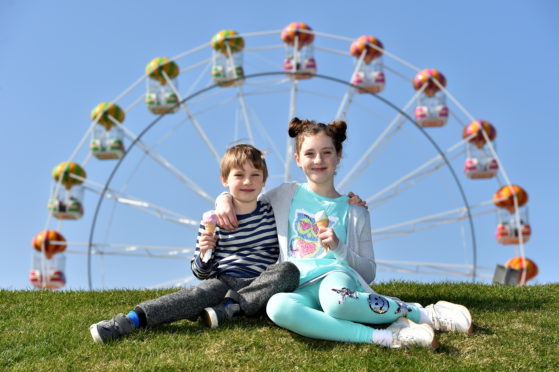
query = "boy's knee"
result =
(277, 262, 300, 292)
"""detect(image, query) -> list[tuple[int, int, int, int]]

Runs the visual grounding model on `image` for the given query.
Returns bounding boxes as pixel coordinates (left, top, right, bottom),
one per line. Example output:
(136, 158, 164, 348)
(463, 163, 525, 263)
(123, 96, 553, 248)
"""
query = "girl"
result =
(216, 118, 473, 349)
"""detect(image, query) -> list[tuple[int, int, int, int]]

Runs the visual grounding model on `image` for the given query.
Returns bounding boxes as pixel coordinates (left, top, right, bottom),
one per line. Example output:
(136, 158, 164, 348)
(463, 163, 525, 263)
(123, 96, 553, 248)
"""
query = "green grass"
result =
(1, 283, 558, 371)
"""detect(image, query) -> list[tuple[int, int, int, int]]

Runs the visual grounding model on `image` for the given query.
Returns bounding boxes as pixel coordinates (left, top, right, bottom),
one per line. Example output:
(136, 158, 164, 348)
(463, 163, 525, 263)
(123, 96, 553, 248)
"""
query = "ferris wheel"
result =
(31, 23, 537, 290)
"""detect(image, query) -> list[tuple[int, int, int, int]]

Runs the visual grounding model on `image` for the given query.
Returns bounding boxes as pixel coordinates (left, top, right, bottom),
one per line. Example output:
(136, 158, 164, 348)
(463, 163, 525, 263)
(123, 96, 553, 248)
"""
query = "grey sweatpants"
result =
(137, 261, 299, 327)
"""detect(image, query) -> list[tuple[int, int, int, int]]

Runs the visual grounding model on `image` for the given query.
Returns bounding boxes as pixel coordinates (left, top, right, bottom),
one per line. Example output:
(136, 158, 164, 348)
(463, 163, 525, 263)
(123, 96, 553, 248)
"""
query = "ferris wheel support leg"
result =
(162, 71, 221, 165)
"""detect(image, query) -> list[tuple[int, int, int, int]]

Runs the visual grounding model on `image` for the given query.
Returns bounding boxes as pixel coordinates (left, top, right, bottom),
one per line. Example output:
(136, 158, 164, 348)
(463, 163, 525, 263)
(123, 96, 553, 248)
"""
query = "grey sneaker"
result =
(202, 303, 241, 329)
(425, 301, 474, 333)
(90, 313, 135, 343)
(387, 318, 438, 349)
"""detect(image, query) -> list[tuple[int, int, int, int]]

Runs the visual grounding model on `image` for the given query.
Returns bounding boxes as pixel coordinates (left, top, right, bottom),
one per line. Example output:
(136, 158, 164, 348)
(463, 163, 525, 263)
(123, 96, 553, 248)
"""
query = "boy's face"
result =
(222, 161, 265, 206)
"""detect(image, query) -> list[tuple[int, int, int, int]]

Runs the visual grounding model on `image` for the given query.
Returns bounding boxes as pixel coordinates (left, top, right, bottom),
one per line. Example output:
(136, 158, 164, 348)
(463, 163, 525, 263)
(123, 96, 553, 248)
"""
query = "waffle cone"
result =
(316, 219, 329, 228)
(204, 223, 216, 233)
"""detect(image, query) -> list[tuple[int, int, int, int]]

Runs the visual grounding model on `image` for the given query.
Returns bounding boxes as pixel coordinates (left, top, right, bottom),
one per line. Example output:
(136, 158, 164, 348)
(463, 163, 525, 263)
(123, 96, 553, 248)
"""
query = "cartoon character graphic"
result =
(331, 287, 359, 304)
(289, 210, 337, 258)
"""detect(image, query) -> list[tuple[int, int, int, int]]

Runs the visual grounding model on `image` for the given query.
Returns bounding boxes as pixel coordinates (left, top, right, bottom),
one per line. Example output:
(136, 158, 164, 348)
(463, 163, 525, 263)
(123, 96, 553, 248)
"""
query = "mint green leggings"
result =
(266, 271, 421, 343)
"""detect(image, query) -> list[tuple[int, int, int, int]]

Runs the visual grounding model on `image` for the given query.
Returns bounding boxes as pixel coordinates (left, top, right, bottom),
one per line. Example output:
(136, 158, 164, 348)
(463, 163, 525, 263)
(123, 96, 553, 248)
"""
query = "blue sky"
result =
(1, 0, 558, 290)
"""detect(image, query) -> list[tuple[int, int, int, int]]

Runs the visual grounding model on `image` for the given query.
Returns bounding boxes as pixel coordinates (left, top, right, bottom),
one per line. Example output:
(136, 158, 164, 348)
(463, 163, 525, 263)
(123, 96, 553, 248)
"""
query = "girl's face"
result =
(295, 132, 341, 186)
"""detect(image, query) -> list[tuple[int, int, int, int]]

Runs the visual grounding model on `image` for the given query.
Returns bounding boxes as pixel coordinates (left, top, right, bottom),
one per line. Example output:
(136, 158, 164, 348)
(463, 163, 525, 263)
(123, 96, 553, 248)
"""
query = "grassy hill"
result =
(1, 282, 557, 371)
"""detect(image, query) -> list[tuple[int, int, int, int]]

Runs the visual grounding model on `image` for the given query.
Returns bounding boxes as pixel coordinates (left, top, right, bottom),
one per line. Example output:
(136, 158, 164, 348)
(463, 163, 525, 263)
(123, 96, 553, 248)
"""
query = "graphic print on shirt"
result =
(289, 209, 338, 258)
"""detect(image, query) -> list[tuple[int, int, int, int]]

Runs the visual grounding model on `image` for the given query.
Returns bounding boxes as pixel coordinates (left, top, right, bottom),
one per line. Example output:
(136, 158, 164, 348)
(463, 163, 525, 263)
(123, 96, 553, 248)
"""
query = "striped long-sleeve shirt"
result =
(191, 201, 279, 280)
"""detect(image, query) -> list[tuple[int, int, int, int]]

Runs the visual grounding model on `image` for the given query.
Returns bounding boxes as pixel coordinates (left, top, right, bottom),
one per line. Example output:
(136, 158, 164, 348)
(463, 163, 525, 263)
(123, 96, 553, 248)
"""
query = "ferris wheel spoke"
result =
(160, 70, 221, 164)
(248, 106, 285, 165)
(67, 243, 192, 259)
(171, 42, 211, 62)
(372, 201, 497, 242)
(449, 109, 468, 128)
(383, 64, 413, 83)
(366, 138, 470, 207)
(245, 47, 285, 72)
(283, 79, 299, 181)
(116, 124, 214, 203)
(235, 85, 255, 145)
(185, 61, 213, 97)
(76, 178, 199, 228)
(314, 45, 351, 57)
(336, 49, 368, 121)
(336, 87, 425, 191)
(178, 57, 213, 76)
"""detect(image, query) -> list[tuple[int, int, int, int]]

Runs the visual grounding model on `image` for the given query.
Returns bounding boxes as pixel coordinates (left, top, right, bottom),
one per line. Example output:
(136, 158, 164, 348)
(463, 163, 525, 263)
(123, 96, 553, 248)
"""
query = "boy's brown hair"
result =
(220, 144, 269, 182)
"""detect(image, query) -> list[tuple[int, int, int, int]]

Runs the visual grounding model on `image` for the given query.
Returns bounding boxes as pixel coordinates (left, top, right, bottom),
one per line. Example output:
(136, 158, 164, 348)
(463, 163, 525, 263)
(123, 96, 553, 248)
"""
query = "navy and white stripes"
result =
(191, 201, 279, 279)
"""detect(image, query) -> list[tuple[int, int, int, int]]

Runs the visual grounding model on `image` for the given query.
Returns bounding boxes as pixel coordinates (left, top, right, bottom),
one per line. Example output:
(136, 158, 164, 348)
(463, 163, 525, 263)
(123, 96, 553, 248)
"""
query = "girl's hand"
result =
(198, 231, 218, 259)
(215, 193, 238, 231)
(318, 227, 339, 251)
(348, 192, 368, 209)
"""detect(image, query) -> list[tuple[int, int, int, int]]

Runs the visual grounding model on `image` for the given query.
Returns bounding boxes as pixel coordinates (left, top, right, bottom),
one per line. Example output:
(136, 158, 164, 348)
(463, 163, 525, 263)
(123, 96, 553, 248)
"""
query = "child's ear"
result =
(294, 152, 302, 168)
(221, 176, 228, 188)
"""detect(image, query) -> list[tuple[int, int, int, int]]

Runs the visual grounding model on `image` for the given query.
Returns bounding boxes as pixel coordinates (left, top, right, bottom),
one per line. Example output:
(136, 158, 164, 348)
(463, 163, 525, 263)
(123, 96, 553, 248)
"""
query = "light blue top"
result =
(285, 183, 367, 289)
(259, 182, 376, 289)
(287, 183, 349, 259)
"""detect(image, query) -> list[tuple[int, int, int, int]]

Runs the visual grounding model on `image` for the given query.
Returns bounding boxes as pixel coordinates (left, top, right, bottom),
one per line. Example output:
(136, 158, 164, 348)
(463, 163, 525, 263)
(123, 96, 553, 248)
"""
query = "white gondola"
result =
(146, 80, 180, 114)
(29, 253, 66, 289)
(495, 210, 531, 245)
(351, 59, 385, 94)
(464, 144, 498, 179)
(90, 124, 125, 160)
(212, 52, 244, 87)
(415, 92, 449, 127)
(48, 185, 84, 220)
(283, 44, 316, 80)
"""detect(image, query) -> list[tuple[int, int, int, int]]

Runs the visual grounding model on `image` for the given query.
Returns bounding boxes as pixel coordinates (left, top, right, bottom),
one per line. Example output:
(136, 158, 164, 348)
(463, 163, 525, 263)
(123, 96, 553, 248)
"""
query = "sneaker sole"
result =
(89, 324, 104, 343)
(202, 307, 218, 329)
(436, 301, 474, 334)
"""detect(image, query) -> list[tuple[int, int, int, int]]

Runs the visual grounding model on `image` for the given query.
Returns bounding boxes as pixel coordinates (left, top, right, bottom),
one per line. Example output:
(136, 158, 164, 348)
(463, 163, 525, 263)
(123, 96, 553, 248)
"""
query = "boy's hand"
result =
(199, 231, 218, 259)
(318, 227, 339, 251)
(216, 193, 238, 231)
(348, 192, 368, 209)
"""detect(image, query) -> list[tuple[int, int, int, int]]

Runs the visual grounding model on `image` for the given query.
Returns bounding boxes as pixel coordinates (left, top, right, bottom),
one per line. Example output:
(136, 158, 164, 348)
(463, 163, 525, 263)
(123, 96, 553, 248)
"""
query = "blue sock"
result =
(127, 310, 140, 328)
(224, 299, 235, 306)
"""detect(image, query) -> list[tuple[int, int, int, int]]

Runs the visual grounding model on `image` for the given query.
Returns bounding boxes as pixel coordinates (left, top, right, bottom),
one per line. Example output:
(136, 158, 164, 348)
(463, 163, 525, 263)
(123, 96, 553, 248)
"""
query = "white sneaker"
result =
(425, 301, 474, 333)
(387, 318, 438, 349)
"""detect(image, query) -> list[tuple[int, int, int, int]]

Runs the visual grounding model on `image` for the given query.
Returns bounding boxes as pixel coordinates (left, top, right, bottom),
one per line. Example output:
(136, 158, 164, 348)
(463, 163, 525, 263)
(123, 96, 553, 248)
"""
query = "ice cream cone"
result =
(315, 211, 330, 252)
(202, 210, 218, 263)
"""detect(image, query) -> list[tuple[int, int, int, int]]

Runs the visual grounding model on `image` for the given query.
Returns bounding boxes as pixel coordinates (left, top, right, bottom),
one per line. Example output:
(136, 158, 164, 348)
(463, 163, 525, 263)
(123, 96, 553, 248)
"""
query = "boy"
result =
(90, 144, 299, 343)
